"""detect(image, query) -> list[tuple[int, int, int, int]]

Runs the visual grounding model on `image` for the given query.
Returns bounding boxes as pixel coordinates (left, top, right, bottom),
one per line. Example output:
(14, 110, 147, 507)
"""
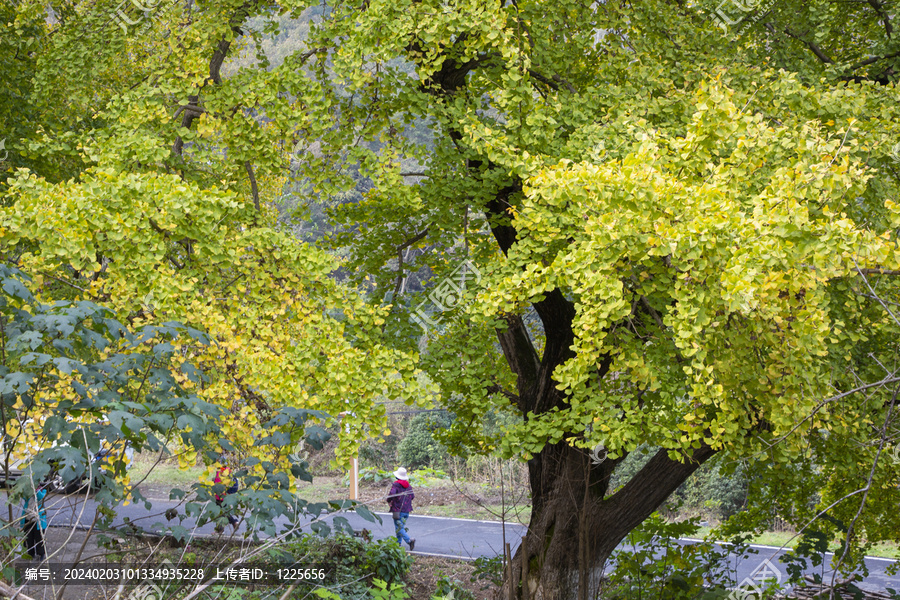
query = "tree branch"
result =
(526, 68, 576, 93)
(244, 161, 260, 212)
(856, 266, 900, 277)
(866, 0, 893, 39)
(494, 313, 541, 404)
(0, 580, 39, 600)
(389, 225, 430, 304)
(172, 4, 252, 158)
(784, 27, 834, 64)
(172, 104, 206, 121)
(486, 383, 520, 403)
(852, 49, 900, 71)
(831, 378, 899, 588)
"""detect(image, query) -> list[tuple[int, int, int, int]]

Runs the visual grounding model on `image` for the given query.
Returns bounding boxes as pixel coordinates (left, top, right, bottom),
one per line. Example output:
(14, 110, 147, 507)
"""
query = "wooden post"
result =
(338, 412, 359, 501)
(506, 542, 515, 600)
(349, 455, 359, 500)
(521, 540, 529, 600)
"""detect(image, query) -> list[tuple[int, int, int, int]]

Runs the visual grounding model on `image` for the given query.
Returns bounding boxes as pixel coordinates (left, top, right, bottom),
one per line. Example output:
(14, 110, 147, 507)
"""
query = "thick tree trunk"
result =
(503, 441, 716, 600)
(419, 54, 723, 598)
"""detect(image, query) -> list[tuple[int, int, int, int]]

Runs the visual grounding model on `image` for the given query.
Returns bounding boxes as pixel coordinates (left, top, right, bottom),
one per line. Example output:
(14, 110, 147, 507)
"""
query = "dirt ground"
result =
(406, 556, 495, 600)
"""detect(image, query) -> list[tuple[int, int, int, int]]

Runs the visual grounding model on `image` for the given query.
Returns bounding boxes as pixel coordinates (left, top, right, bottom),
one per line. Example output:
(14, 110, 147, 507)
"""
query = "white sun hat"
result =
(393, 467, 409, 481)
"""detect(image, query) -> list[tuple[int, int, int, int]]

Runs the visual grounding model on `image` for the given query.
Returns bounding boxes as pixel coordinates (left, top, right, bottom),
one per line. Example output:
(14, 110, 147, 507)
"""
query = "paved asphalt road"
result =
(3, 490, 898, 591)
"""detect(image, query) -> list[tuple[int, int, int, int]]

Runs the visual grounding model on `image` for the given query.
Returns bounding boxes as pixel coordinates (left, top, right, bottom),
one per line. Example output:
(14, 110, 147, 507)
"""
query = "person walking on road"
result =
(387, 467, 415, 551)
(20, 484, 48, 561)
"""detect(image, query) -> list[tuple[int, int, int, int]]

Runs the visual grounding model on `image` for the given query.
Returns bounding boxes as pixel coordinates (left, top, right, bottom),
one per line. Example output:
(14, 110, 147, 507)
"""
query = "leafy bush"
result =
(603, 515, 757, 600)
(409, 467, 448, 484)
(364, 537, 414, 584)
(368, 579, 410, 600)
(431, 574, 476, 600)
(471, 555, 504, 590)
(313, 579, 409, 600)
(278, 532, 413, 598)
(350, 467, 393, 486)
(677, 460, 749, 520)
(398, 413, 452, 469)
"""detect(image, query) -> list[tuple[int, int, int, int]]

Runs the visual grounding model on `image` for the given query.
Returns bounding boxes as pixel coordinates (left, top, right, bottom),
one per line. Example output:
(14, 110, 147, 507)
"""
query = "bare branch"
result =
(0, 580, 39, 600)
(856, 266, 900, 277)
(855, 260, 900, 329)
(830, 378, 899, 590)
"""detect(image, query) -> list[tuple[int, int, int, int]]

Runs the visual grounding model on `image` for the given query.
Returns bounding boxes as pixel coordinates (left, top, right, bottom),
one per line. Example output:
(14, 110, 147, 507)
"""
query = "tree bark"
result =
(504, 441, 715, 600)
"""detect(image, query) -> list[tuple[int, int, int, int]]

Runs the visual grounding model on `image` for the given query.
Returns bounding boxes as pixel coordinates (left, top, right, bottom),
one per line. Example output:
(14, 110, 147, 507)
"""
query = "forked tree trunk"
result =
(484, 191, 717, 599)
(503, 441, 716, 600)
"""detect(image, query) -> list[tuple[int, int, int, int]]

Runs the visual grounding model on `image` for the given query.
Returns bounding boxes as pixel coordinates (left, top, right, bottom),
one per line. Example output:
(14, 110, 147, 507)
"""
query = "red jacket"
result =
(387, 479, 414, 513)
(214, 467, 230, 502)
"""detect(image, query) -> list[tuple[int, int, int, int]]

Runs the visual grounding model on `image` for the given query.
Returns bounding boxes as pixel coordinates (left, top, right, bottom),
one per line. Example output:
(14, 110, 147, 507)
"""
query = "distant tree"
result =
(398, 412, 452, 470)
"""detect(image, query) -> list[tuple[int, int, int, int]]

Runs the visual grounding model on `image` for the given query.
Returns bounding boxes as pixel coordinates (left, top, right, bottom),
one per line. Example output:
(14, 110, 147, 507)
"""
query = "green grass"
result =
(694, 527, 900, 560)
(129, 452, 206, 489)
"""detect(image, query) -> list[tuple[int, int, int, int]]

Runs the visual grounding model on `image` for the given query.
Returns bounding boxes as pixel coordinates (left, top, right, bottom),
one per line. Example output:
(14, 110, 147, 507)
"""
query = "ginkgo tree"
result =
(300, 0, 900, 598)
(1, 0, 900, 598)
(0, 0, 425, 547)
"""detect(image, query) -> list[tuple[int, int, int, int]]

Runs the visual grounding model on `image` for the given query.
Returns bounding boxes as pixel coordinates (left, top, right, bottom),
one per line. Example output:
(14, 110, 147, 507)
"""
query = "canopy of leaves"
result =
(0, 0, 898, 570)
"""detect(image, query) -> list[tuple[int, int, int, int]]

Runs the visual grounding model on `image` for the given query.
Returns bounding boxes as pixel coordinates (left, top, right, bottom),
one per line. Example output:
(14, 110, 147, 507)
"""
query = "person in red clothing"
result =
(386, 467, 415, 550)
(214, 465, 239, 531)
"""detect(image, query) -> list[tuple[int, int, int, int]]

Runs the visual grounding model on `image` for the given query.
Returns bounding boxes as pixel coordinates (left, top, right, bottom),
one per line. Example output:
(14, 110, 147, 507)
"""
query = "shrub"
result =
(431, 574, 476, 600)
(364, 538, 414, 584)
(409, 467, 448, 484)
(398, 413, 452, 470)
(471, 555, 504, 590)
(603, 514, 767, 600)
(278, 532, 413, 598)
(350, 467, 393, 486)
